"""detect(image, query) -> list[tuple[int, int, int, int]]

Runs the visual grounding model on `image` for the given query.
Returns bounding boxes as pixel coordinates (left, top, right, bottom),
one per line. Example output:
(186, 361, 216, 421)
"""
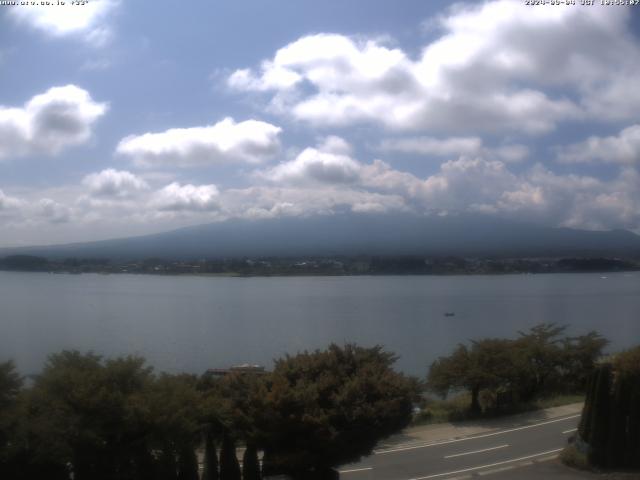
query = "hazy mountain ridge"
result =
(2, 214, 640, 260)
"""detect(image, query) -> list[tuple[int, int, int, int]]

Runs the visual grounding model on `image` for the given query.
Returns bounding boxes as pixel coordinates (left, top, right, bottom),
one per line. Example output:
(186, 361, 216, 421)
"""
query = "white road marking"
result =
(376, 414, 579, 455)
(409, 448, 564, 479)
(444, 444, 509, 459)
(339, 467, 373, 474)
(562, 428, 578, 434)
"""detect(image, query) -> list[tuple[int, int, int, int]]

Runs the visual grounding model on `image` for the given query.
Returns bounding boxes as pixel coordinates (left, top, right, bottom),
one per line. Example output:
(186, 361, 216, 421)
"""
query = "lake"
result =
(1, 271, 638, 377)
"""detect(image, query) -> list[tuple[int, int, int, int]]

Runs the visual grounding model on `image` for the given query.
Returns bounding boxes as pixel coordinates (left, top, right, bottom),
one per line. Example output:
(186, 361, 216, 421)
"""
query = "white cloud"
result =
(318, 135, 353, 155)
(379, 136, 483, 156)
(0, 189, 22, 212)
(229, 2, 639, 134)
(220, 185, 407, 220)
(82, 169, 149, 198)
(378, 136, 529, 163)
(35, 198, 71, 224)
(116, 117, 282, 168)
(9, 0, 119, 45)
(261, 137, 361, 185)
(491, 144, 530, 163)
(152, 183, 220, 212)
(557, 125, 640, 164)
(3, 153, 640, 242)
(0, 85, 107, 160)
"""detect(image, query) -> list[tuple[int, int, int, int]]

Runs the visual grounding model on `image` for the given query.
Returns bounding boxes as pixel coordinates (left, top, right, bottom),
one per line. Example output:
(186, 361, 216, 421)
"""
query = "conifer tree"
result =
(219, 432, 241, 480)
(202, 431, 219, 480)
(587, 364, 611, 468)
(158, 447, 178, 480)
(177, 445, 199, 480)
(242, 443, 261, 480)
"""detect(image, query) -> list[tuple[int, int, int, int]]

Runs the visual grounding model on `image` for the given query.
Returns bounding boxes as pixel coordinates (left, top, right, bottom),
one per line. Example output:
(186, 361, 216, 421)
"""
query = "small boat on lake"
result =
(444, 312, 455, 317)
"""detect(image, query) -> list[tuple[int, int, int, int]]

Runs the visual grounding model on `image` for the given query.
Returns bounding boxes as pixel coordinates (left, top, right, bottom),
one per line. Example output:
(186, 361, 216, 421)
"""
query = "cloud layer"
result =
(1, 0, 640, 246)
(558, 125, 640, 165)
(0, 85, 107, 160)
(83, 169, 149, 198)
(116, 117, 282, 168)
(9, 0, 119, 45)
(229, 3, 639, 134)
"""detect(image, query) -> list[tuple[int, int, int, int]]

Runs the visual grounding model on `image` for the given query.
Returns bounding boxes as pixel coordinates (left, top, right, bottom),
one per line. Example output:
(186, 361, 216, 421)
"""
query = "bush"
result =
(560, 445, 590, 471)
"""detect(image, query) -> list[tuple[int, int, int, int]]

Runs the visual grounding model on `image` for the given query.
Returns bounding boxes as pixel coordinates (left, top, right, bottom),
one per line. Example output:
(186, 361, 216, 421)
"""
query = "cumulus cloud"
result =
(261, 137, 362, 185)
(9, 0, 120, 45)
(379, 136, 529, 163)
(83, 169, 149, 198)
(0, 85, 107, 160)
(220, 185, 407, 220)
(379, 136, 482, 156)
(152, 183, 220, 212)
(35, 198, 71, 224)
(229, 1, 639, 134)
(116, 117, 282, 168)
(0, 189, 22, 212)
(3, 156, 639, 240)
(557, 125, 640, 164)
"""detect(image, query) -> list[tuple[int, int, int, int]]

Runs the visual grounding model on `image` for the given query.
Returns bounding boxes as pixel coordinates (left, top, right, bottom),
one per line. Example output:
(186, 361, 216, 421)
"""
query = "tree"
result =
(257, 344, 416, 479)
(8, 351, 158, 480)
(219, 432, 241, 480)
(427, 324, 606, 413)
(0, 361, 23, 478)
(428, 339, 515, 413)
(157, 448, 178, 480)
(177, 445, 199, 480)
(202, 431, 219, 480)
(145, 373, 204, 480)
(242, 443, 261, 480)
(202, 369, 266, 480)
(578, 346, 640, 470)
(560, 331, 608, 393)
(511, 324, 566, 401)
(0, 360, 21, 408)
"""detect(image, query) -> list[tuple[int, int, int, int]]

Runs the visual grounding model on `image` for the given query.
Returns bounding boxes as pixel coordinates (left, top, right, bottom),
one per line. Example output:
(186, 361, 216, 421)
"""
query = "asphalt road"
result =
(338, 414, 580, 480)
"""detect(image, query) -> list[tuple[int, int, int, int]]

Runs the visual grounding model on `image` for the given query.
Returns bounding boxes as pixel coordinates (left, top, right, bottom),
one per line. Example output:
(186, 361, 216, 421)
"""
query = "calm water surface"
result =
(1, 271, 638, 376)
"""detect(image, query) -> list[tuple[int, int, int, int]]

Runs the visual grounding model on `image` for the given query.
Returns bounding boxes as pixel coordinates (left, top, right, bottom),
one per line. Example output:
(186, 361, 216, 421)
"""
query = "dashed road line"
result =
(444, 444, 509, 459)
(375, 415, 579, 455)
(339, 467, 373, 474)
(408, 448, 564, 480)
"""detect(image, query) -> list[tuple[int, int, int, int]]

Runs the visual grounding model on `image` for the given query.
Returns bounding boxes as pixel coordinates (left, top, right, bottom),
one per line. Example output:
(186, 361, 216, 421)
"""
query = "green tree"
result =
(578, 346, 640, 469)
(258, 344, 416, 479)
(427, 324, 605, 413)
(560, 331, 608, 392)
(15, 351, 156, 480)
(428, 339, 515, 413)
(511, 324, 566, 401)
(157, 448, 178, 480)
(242, 443, 261, 480)
(220, 431, 242, 480)
(177, 445, 199, 480)
(145, 373, 204, 480)
(202, 431, 219, 480)
(0, 361, 24, 478)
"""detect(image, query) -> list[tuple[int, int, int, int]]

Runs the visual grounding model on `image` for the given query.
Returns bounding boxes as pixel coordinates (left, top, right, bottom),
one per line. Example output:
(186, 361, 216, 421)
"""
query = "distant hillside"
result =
(2, 214, 640, 260)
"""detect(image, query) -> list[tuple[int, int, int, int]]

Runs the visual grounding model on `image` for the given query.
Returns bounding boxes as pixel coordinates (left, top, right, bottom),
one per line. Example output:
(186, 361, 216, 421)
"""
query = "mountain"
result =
(2, 214, 640, 260)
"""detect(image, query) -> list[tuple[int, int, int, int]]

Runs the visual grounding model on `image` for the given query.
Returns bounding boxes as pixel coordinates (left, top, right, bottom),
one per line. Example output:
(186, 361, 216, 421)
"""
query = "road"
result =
(339, 414, 580, 480)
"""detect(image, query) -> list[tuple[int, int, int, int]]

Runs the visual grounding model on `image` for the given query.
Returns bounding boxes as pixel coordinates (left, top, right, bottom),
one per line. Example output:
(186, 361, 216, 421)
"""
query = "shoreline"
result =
(1, 268, 638, 278)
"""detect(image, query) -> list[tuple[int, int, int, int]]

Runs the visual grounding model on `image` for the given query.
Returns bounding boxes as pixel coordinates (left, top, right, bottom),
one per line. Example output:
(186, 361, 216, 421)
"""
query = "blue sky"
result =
(0, 0, 639, 246)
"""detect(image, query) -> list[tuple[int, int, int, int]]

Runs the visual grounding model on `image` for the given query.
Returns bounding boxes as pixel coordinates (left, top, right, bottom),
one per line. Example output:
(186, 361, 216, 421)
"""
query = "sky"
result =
(0, 0, 639, 247)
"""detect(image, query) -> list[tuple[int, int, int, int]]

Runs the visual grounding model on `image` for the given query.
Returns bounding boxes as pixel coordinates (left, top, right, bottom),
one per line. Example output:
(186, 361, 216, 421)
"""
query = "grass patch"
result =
(412, 393, 472, 426)
(532, 394, 584, 410)
(411, 393, 584, 426)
